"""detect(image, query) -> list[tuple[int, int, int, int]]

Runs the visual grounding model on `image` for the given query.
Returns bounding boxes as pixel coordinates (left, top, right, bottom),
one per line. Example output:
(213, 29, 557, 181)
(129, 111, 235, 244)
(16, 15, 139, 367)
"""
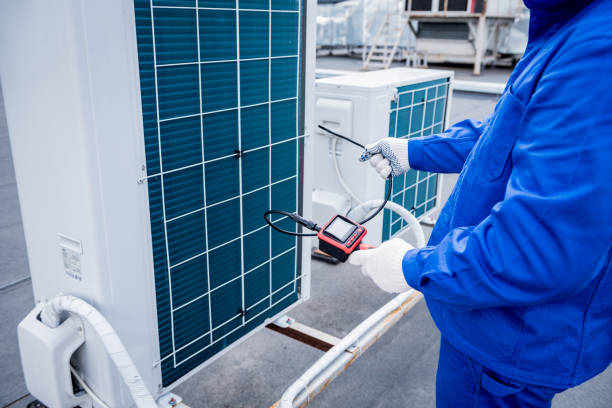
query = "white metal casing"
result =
(0, 0, 316, 406)
(313, 68, 453, 246)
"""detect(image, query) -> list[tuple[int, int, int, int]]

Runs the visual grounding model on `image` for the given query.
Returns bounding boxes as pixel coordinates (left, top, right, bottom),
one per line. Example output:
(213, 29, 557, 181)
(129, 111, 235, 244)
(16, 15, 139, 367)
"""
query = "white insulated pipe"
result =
(278, 289, 421, 408)
(278, 208, 426, 408)
(331, 137, 363, 205)
(40, 295, 157, 408)
(350, 200, 427, 248)
(453, 80, 505, 95)
(289, 290, 423, 408)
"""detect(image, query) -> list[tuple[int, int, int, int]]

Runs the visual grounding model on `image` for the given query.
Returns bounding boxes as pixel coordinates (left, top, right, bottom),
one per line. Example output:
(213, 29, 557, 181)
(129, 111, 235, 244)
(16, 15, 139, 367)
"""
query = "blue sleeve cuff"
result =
(408, 138, 426, 171)
(402, 248, 422, 289)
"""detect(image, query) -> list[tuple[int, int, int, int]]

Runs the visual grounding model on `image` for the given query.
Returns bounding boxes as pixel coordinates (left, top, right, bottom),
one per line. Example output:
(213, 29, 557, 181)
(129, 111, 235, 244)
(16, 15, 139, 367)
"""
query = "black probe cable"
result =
(263, 125, 393, 237)
(264, 210, 319, 237)
(317, 125, 365, 149)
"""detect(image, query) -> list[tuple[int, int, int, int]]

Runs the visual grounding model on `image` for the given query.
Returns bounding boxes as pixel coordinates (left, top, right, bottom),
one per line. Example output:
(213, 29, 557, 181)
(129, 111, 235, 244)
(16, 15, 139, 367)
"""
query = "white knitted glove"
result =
(359, 138, 410, 179)
(349, 238, 413, 293)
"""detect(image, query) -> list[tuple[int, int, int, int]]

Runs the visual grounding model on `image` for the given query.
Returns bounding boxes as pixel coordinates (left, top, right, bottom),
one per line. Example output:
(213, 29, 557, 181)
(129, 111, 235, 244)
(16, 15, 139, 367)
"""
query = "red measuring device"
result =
(316, 215, 374, 262)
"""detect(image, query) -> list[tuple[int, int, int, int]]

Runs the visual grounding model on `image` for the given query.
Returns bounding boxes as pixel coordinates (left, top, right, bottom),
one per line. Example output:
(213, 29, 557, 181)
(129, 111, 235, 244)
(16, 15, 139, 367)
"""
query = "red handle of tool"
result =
(358, 243, 375, 251)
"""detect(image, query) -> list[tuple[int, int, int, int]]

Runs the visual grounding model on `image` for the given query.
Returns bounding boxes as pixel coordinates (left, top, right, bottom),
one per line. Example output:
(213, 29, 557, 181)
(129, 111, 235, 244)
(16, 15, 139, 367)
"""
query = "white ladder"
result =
(362, 11, 408, 70)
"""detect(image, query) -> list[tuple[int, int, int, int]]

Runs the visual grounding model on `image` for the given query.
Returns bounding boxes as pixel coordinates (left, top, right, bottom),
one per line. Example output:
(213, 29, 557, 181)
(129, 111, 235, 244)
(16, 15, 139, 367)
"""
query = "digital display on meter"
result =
(317, 215, 368, 262)
(325, 217, 357, 242)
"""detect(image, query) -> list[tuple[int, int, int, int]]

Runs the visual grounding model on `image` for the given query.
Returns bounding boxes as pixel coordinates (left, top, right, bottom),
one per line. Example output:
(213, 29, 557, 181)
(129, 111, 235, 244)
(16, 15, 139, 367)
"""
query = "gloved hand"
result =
(349, 238, 414, 293)
(359, 137, 410, 179)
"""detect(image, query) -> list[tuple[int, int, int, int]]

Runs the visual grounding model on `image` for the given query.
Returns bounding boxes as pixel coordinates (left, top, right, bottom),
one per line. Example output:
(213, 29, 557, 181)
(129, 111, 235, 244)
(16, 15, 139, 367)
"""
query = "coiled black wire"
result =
(263, 125, 393, 237)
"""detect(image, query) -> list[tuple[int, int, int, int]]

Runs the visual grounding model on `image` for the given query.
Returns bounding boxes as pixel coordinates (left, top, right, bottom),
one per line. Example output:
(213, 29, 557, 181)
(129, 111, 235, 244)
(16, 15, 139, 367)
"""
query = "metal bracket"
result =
(267, 315, 341, 352)
(157, 392, 190, 408)
(137, 164, 147, 184)
(420, 215, 437, 227)
(392, 89, 399, 105)
(272, 315, 295, 328)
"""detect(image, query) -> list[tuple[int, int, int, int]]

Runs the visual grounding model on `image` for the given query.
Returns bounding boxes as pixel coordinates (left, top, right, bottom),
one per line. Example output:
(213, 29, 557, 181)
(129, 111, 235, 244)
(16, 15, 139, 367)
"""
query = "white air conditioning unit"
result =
(315, 68, 355, 79)
(0, 1, 315, 406)
(313, 68, 453, 246)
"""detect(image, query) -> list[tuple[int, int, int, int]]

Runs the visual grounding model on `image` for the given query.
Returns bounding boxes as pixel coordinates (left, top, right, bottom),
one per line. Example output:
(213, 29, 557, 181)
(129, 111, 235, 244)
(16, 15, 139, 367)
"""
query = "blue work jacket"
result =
(403, 0, 612, 388)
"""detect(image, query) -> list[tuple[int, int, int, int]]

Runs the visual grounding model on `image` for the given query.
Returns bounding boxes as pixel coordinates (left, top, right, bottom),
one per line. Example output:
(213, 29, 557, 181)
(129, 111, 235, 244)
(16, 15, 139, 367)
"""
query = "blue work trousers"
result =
(436, 338, 565, 407)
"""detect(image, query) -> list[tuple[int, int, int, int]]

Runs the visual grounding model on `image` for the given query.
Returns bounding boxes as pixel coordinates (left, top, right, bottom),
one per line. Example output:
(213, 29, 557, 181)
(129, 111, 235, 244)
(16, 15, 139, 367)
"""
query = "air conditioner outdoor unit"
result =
(313, 68, 453, 246)
(0, 1, 315, 406)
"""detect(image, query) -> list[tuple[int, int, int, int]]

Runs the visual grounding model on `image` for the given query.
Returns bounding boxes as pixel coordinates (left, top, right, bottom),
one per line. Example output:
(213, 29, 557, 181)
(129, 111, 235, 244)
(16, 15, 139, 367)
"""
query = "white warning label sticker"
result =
(62, 247, 82, 281)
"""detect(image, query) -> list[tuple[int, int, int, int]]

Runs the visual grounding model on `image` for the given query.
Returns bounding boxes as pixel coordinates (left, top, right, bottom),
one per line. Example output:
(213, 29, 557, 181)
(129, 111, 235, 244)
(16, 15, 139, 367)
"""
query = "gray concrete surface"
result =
(1, 79, 36, 408)
(1, 61, 611, 408)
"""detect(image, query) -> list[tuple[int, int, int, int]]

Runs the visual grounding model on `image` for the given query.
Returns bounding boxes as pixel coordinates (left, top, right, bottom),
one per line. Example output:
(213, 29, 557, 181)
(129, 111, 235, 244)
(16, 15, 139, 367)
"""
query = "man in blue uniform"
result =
(349, 0, 612, 406)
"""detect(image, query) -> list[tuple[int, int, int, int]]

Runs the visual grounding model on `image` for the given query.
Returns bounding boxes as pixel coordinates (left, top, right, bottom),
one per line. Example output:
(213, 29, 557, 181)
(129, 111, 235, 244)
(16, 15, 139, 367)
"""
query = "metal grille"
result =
(134, 0, 304, 386)
(382, 78, 449, 241)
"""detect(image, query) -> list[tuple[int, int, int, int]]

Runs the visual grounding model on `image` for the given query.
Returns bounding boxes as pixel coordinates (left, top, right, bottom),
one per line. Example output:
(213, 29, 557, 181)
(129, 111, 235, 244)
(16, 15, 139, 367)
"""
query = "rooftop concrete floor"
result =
(1, 58, 611, 408)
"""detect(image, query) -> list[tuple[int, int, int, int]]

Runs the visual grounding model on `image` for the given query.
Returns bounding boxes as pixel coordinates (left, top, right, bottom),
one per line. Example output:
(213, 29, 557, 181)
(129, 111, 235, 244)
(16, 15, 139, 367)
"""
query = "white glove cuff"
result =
(351, 238, 412, 293)
(389, 138, 410, 173)
(372, 239, 411, 293)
